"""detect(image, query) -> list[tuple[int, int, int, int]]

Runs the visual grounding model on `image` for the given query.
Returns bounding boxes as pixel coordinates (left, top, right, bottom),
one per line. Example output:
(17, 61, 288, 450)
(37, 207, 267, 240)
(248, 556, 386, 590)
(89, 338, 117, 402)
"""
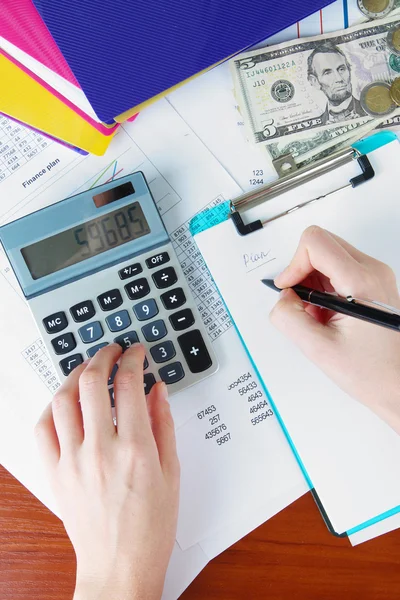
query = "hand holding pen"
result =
(266, 226, 400, 435)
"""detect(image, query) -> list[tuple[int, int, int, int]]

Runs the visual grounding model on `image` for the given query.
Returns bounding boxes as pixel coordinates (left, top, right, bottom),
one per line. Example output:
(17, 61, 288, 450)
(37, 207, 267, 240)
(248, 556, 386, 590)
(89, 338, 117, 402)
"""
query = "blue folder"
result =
(33, 0, 335, 123)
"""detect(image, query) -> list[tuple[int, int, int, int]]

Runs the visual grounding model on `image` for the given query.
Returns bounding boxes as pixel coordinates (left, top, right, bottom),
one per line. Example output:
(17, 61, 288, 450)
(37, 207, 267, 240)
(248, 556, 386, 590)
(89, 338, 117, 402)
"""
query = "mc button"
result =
(43, 311, 68, 334)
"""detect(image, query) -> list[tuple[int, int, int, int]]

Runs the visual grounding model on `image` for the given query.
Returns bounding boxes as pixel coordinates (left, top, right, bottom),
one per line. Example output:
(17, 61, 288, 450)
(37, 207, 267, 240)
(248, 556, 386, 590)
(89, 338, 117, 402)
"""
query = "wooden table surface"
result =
(1, 464, 400, 600)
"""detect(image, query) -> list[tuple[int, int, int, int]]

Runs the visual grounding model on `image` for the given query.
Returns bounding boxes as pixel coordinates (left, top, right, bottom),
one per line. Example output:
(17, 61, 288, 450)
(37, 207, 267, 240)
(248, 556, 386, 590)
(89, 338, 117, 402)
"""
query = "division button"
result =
(87, 342, 109, 358)
(70, 300, 95, 322)
(43, 311, 68, 334)
(152, 266, 177, 289)
(59, 353, 83, 376)
(124, 277, 150, 300)
(144, 373, 156, 395)
(169, 308, 195, 331)
(51, 332, 76, 355)
(150, 340, 176, 363)
(160, 287, 186, 310)
(159, 362, 185, 385)
(97, 289, 123, 311)
(118, 262, 143, 280)
(146, 252, 170, 269)
(177, 329, 212, 373)
(78, 321, 104, 343)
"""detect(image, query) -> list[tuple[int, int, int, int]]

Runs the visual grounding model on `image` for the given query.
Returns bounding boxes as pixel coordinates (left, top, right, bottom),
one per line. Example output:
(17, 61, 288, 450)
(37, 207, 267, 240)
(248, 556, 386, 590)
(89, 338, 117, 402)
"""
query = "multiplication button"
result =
(160, 287, 186, 310)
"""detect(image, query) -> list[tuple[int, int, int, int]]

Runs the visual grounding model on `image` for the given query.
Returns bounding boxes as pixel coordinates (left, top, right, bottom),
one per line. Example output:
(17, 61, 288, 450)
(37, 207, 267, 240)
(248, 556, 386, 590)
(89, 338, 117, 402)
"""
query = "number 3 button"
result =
(141, 319, 167, 342)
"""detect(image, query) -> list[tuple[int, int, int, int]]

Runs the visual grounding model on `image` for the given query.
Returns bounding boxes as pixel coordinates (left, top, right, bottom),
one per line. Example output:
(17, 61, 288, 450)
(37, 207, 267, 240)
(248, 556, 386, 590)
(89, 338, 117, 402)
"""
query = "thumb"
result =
(269, 289, 337, 360)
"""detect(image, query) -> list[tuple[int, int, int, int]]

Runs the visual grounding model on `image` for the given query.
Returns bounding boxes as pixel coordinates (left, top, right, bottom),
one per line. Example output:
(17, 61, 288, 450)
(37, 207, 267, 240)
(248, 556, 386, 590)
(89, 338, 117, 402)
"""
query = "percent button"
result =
(51, 332, 77, 355)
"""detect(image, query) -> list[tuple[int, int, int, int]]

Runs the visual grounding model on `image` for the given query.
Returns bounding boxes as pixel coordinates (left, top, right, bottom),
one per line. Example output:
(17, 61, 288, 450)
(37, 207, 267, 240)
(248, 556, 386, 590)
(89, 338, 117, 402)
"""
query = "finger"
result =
(147, 382, 180, 482)
(274, 226, 369, 297)
(51, 362, 88, 453)
(79, 344, 122, 442)
(269, 289, 338, 360)
(325, 230, 377, 266)
(113, 344, 152, 441)
(35, 403, 60, 471)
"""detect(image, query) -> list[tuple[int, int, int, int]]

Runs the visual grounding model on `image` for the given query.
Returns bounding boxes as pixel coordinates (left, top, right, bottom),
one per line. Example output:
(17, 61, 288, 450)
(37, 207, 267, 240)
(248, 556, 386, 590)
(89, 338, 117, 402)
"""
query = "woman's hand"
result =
(35, 343, 180, 600)
(270, 226, 400, 434)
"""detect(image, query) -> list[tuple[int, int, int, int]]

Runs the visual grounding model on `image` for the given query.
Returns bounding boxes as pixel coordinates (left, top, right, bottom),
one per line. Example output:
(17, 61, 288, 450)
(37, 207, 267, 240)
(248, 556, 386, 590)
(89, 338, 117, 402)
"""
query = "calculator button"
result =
(108, 364, 118, 386)
(152, 266, 177, 289)
(43, 311, 68, 334)
(169, 309, 195, 331)
(150, 341, 176, 363)
(59, 353, 83, 376)
(87, 342, 108, 358)
(106, 310, 131, 332)
(51, 332, 76, 355)
(97, 289, 123, 311)
(178, 329, 212, 373)
(159, 362, 185, 385)
(124, 277, 150, 300)
(146, 252, 170, 269)
(118, 263, 143, 280)
(78, 321, 104, 343)
(142, 319, 167, 342)
(144, 373, 156, 395)
(160, 287, 186, 310)
(114, 331, 139, 351)
(133, 298, 159, 321)
(144, 356, 149, 370)
(109, 387, 115, 408)
(70, 300, 95, 323)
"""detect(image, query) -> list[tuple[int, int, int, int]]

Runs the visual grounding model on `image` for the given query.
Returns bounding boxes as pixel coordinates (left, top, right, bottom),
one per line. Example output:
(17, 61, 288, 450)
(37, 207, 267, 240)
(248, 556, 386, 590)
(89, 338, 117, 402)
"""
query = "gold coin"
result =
(360, 82, 396, 117)
(387, 25, 400, 56)
(390, 77, 400, 106)
(358, 0, 394, 17)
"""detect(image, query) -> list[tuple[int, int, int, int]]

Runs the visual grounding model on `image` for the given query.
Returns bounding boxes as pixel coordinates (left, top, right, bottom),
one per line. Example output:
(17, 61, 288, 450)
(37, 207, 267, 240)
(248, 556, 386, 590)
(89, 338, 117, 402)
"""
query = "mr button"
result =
(43, 311, 68, 334)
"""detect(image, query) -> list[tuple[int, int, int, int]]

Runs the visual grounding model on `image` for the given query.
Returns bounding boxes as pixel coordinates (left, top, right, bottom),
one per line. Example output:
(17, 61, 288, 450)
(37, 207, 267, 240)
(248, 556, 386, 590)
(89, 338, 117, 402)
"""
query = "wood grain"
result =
(1, 464, 400, 600)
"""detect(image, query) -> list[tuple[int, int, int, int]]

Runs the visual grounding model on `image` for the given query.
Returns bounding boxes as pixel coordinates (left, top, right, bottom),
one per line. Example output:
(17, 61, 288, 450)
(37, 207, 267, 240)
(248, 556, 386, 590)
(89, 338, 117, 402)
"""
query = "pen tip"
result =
(261, 279, 282, 292)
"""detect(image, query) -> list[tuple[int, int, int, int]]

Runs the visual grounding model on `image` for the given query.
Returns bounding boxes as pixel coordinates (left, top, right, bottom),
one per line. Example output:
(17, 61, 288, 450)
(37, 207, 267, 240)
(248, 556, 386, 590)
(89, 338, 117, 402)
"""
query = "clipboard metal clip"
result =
(230, 146, 375, 236)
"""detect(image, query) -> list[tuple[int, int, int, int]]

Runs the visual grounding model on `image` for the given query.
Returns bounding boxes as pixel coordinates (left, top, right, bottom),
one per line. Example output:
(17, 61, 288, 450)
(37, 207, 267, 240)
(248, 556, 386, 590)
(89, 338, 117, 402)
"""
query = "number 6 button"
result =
(141, 319, 167, 342)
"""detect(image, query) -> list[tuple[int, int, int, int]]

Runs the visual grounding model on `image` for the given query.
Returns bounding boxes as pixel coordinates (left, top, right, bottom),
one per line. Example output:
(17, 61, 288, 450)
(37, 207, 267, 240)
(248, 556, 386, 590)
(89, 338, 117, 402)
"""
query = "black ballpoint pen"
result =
(262, 279, 400, 332)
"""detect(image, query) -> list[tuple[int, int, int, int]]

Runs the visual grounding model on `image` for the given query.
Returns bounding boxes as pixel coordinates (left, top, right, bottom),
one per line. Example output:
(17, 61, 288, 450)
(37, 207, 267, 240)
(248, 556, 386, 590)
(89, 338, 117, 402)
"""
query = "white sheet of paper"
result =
(349, 514, 400, 546)
(196, 141, 400, 536)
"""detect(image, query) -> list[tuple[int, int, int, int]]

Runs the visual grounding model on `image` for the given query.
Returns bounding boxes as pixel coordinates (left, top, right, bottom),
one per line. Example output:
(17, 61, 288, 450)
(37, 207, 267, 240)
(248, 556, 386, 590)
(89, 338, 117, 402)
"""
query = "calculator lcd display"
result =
(21, 201, 150, 280)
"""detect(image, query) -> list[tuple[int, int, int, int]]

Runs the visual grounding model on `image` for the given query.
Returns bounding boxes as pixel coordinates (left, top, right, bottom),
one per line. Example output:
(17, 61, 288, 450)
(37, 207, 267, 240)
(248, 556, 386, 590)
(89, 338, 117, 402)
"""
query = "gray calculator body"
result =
(0, 172, 218, 395)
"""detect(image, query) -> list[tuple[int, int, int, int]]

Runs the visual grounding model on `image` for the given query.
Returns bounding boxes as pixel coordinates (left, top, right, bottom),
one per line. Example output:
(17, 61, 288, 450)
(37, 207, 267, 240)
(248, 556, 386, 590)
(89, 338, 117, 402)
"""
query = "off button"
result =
(146, 252, 170, 269)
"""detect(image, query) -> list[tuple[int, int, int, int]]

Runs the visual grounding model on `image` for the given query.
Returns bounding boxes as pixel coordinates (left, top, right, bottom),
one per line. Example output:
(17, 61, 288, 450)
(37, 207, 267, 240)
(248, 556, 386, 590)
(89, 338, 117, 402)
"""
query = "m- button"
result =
(97, 289, 123, 311)
(43, 311, 68, 334)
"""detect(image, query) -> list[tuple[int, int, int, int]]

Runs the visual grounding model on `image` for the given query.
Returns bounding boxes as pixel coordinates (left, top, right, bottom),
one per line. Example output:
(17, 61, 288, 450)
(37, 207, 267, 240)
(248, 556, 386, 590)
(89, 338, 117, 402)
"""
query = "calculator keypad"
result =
(52, 332, 76, 355)
(150, 341, 176, 363)
(141, 319, 167, 342)
(124, 277, 150, 300)
(59, 353, 83, 376)
(152, 266, 177, 289)
(106, 310, 131, 332)
(160, 287, 186, 310)
(78, 321, 104, 343)
(87, 342, 108, 357)
(34, 242, 217, 397)
(133, 298, 159, 321)
(98, 289, 123, 311)
(70, 300, 96, 322)
(43, 311, 68, 334)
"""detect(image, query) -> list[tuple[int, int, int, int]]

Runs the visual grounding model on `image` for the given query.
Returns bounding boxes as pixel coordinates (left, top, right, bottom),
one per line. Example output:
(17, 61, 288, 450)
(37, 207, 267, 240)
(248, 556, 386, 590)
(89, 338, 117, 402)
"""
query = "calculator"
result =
(0, 172, 218, 396)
